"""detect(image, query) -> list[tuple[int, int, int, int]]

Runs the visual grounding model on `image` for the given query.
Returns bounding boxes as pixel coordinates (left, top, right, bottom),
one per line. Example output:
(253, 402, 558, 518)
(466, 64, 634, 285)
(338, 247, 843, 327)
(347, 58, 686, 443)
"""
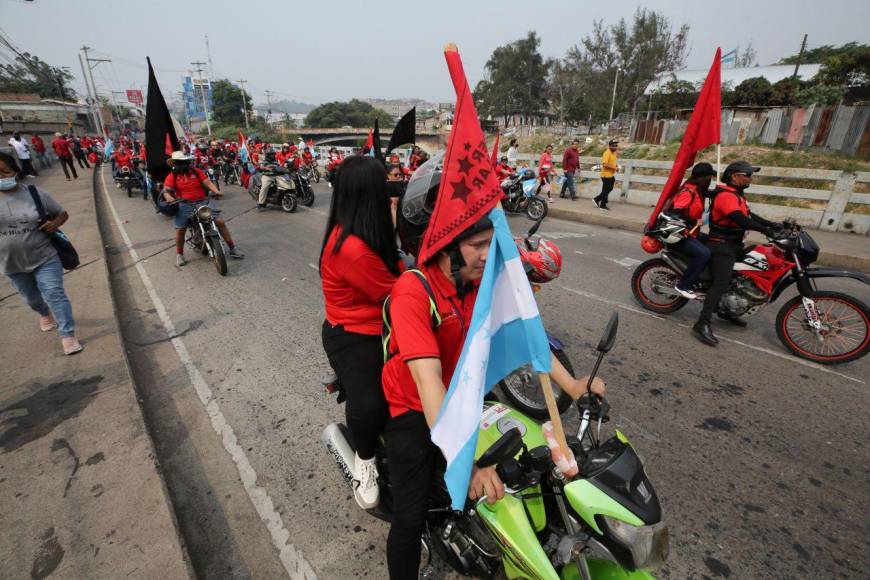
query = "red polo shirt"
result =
(164, 168, 208, 202)
(672, 182, 705, 237)
(382, 262, 479, 418)
(711, 185, 749, 229)
(51, 137, 72, 158)
(320, 227, 399, 335)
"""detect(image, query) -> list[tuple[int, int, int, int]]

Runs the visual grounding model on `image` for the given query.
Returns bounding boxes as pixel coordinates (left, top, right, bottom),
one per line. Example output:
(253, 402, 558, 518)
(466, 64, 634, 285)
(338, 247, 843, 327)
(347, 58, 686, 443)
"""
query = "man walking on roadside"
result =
(31, 134, 52, 169)
(51, 133, 78, 181)
(593, 139, 618, 210)
(560, 139, 581, 200)
(8, 133, 37, 177)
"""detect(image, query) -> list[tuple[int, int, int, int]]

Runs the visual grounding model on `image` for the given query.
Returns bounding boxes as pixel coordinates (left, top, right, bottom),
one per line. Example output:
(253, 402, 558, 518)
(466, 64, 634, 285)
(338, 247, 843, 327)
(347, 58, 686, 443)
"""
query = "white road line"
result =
(574, 250, 584, 255)
(560, 284, 865, 385)
(99, 170, 316, 579)
(308, 263, 318, 271)
(605, 257, 643, 268)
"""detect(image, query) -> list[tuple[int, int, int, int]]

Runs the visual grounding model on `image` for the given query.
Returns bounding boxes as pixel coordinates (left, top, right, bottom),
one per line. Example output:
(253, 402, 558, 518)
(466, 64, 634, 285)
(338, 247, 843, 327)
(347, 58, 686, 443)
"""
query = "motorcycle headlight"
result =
(601, 516, 669, 570)
(196, 205, 213, 221)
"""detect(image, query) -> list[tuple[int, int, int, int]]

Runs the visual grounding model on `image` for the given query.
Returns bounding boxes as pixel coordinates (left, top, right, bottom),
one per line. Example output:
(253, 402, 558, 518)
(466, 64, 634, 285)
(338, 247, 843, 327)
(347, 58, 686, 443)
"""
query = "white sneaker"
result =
(674, 286, 697, 300)
(176, 254, 187, 267)
(353, 453, 380, 509)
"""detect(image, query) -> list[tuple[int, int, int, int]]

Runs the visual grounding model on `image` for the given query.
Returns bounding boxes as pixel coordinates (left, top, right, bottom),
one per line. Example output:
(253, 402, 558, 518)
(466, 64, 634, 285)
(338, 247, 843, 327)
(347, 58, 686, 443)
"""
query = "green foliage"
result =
(817, 45, 870, 88)
(0, 52, 76, 99)
(211, 79, 253, 125)
(794, 83, 846, 106)
(779, 42, 867, 65)
(730, 77, 773, 106)
(474, 32, 550, 124)
(304, 99, 391, 128)
(651, 79, 697, 112)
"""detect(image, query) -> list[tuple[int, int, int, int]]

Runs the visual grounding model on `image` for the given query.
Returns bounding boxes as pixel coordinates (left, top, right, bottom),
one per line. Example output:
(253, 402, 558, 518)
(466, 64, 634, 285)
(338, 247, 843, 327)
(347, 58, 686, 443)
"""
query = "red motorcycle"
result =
(632, 217, 870, 364)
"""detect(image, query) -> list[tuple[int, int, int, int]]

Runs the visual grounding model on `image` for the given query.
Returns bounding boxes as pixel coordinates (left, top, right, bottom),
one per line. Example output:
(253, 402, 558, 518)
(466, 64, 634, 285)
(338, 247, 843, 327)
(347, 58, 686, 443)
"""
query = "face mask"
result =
(0, 176, 17, 190)
(386, 180, 406, 198)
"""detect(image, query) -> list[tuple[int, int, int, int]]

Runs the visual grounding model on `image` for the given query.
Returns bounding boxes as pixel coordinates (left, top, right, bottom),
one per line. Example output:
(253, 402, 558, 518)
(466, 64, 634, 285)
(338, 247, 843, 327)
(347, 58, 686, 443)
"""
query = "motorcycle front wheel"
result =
(207, 234, 228, 276)
(302, 189, 315, 207)
(526, 196, 548, 221)
(281, 193, 298, 213)
(499, 348, 574, 420)
(313, 169, 321, 183)
(631, 258, 689, 314)
(126, 179, 133, 198)
(775, 291, 869, 364)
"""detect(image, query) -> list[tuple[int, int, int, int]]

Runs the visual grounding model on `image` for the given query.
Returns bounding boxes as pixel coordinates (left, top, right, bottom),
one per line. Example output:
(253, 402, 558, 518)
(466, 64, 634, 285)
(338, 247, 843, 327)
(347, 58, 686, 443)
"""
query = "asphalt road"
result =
(97, 167, 869, 580)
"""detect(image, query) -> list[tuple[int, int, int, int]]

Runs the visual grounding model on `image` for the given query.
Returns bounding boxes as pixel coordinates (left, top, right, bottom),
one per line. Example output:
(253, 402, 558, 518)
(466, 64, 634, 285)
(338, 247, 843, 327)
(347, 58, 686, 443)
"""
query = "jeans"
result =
(321, 321, 388, 460)
(698, 239, 740, 323)
(594, 176, 615, 205)
(19, 158, 38, 176)
(74, 152, 90, 169)
(58, 156, 78, 180)
(671, 234, 711, 290)
(35, 151, 52, 169)
(7, 258, 75, 337)
(384, 410, 444, 579)
(560, 171, 577, 198)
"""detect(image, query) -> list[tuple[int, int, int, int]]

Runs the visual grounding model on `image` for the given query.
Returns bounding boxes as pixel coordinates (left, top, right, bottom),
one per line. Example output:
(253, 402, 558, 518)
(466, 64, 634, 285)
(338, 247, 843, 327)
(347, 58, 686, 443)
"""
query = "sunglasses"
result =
(732, 172, 753, 178)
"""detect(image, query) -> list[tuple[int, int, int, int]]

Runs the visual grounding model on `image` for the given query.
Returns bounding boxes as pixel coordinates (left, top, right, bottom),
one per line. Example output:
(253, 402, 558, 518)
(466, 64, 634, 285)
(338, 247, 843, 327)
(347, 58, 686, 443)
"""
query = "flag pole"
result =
(538, 373, 571, 459)
(716, 144, 721, 184)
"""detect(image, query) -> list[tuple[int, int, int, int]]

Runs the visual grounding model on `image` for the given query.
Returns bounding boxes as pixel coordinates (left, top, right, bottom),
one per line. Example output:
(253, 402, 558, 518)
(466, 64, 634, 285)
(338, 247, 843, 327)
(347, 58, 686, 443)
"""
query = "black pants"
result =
(74, 152, 90, 168)
(321, 320, 388, 460)
(384, 410, 444, 580)
(20, 158, 38, 176)
(58, 156, 78, 179)
(698, 239, 740, 323)
(594, 176, 615, 206)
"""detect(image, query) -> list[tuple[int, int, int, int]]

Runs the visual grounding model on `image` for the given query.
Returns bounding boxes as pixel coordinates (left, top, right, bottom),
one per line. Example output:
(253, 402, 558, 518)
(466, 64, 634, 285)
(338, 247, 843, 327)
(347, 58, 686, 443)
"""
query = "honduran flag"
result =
(430, 206, 552, 510)
(103, 138, 114, 159)
(238, 130, 249, 164)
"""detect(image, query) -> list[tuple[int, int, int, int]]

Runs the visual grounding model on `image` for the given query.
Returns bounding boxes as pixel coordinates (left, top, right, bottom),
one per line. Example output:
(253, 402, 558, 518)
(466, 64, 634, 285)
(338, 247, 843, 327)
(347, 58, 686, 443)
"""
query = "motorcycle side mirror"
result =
(527, 215, 545, 238)
(597, 312, 619, 353)
(476, 428, 523, 469)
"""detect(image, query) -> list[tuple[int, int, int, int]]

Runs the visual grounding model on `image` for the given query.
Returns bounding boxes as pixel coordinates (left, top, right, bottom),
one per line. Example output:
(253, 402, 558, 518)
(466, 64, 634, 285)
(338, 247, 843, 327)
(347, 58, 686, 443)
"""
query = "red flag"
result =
(490, 131, 500, 169)
(646, 48, 721, 229)
(364, 129, 373, 150)
(307, 138, 314, 148)
(238, 129, 246, 148)
(417, 45, 503, 264)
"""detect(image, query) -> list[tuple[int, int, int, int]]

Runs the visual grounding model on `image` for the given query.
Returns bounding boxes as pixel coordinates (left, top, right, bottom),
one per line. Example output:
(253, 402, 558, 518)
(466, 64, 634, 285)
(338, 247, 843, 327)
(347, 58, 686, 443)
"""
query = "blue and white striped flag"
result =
(431, 207, 551, 510)
(103, 138, 114, 158)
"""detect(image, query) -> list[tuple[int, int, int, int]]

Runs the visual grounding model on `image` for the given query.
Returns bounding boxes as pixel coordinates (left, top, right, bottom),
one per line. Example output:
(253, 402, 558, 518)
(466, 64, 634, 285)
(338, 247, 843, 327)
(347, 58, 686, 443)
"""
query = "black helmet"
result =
(265, 150, 277, 162)
(397, 152, 443, 258)
(722, 160, 760, 183)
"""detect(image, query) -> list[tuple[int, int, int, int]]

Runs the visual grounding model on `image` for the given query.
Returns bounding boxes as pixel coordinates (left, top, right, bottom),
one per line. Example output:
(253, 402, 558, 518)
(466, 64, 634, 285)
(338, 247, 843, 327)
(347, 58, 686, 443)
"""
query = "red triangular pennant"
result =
(417, 45, 502, 263)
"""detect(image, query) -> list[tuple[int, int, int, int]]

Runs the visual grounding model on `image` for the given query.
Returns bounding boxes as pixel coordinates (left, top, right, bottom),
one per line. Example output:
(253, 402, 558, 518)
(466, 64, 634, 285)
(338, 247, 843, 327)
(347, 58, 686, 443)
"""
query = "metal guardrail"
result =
(514, 154, 870, 235)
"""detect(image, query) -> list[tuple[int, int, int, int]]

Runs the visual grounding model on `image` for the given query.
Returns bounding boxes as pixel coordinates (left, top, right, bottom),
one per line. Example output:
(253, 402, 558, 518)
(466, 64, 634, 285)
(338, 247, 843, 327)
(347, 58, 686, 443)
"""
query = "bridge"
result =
(297, 127, 447, 151)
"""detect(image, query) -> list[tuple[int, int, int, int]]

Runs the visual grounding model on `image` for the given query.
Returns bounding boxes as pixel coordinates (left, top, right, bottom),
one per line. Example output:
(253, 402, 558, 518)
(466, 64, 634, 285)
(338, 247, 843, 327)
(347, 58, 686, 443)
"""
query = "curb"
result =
(546, 205, 870, 273)
(91, 165, 196, 578)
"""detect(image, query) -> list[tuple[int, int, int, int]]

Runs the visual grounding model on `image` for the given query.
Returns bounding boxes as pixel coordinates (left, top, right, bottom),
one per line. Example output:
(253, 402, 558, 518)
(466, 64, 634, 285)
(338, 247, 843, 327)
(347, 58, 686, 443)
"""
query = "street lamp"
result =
(609, 67, 623, 121)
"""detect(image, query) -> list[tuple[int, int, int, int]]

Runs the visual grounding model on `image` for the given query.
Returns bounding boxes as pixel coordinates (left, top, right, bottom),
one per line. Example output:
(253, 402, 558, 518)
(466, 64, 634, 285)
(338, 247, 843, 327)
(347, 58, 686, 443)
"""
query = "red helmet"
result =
(518, 238, 562, 283)
(641, 235, 663, 254)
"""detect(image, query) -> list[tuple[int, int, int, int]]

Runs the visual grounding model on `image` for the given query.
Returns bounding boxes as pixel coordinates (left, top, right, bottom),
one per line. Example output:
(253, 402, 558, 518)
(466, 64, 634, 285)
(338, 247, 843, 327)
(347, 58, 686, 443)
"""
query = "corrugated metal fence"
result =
(631, 105, 870, 157)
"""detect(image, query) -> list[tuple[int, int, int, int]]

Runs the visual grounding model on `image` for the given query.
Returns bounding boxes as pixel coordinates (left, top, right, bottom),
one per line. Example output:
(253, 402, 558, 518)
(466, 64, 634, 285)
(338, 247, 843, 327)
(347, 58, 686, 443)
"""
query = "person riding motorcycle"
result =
(693, 160, 785, 346)
(256, 150, 281, 211)
(670, 162, 715, 299)
(495, 155, 513, 181)
(382, 156, 606, 579)
(162, 151, 245, 266)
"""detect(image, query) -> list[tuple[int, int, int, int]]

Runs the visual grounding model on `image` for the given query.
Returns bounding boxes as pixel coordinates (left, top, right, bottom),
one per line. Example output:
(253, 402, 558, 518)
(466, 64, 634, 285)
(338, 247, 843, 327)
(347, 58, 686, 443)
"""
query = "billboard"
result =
(126, 89, 144, 106)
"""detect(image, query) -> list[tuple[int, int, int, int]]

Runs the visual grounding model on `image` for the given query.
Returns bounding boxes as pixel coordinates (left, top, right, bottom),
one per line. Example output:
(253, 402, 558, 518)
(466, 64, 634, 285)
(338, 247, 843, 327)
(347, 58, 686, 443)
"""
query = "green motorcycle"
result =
(322, 313, 668, 578)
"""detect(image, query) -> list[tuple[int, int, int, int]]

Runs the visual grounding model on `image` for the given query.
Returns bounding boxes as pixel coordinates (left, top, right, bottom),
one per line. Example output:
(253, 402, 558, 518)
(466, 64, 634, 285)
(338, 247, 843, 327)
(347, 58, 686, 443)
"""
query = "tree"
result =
(211, 79, 252, 125)
(779, 42, 867, 65)
(795, 83, 846, 106)
(304, 99, 391, 128)
(731, 77, 773, 106)
(735, 42, 757, 68)
(473, 32, 550, 125)
(0, 52, 76, 99)
(651, 79, 697, 112)
(561, 9, 689, 121)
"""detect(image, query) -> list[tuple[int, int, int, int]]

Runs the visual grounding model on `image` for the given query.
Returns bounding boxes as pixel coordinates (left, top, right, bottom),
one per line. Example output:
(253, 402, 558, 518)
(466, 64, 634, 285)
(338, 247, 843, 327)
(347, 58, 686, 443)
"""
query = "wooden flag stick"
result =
(539, 372, 571, 459)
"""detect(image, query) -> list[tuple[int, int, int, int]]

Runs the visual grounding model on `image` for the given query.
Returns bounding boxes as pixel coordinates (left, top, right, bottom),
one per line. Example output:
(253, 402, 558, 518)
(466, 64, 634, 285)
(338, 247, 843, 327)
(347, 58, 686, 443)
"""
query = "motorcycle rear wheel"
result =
(526, 196, 548, 221)
(775, 291, 869, 364)
(499, 348, 574, 420)
(631, 258, 689, 314)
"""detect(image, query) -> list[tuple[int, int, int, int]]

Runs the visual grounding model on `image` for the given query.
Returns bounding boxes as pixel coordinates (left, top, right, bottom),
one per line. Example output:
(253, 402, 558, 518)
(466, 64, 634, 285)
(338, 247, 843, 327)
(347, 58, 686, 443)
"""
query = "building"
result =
(646, 64, 822, 94)
(182, 75, 213, 122)
(0, 93, 91, 136)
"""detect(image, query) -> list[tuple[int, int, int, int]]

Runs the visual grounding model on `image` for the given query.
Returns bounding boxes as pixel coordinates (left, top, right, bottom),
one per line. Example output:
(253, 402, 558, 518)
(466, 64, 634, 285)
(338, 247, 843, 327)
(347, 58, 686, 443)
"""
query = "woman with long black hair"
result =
(319, 155, 401, 510)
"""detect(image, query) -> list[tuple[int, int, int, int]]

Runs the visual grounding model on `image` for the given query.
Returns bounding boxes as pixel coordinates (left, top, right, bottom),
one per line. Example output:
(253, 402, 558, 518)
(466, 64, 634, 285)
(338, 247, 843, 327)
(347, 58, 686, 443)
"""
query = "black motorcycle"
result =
(223, 161, 241, 186)
(114, 159, 145, 199)
(288, 163, 315, 206)
(185, 199, 228, 276)
(501, 169, 548, 221)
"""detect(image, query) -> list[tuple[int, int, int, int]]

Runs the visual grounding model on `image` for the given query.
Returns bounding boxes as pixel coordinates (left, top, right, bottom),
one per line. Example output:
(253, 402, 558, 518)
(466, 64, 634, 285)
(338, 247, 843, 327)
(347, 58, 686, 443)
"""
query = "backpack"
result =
(381, 269, 441, 363)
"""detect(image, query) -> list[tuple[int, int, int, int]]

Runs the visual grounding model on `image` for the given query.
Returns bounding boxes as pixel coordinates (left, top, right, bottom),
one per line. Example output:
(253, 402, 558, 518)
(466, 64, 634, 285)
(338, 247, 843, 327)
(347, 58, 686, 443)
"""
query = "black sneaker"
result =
(257, 204, 267, 212)
(600, 205, 611, 211)
(592, 199, 601, 209)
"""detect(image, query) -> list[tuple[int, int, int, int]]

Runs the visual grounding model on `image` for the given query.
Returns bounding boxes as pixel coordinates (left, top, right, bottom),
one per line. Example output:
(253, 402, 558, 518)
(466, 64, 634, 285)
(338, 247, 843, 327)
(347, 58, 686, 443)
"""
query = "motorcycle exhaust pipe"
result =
(322, 423, 356, 489)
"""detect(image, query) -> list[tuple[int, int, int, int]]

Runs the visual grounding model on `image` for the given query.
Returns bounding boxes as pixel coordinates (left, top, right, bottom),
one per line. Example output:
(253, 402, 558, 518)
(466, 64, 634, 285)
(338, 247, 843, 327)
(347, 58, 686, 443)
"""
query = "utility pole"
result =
(609, 67, 622, 121)
(791, 33, 808, 82)
(191, 61, 212, 136)
(205, 34, 214, 79)
(57, 66, 72, 132)
(265, 90, 274, 127)
(80, 46, 111, 137)
(237, 79, 250, 129)
(111, 91, 129, 127)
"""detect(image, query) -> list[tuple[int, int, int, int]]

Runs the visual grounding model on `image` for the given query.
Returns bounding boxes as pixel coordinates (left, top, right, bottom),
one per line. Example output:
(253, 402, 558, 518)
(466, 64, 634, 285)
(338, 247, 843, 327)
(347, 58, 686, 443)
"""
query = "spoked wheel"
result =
(302, 188, 315, 207)
(313, 169, 321, 183)
(776, 291, 870, 364)
(526, 196, 548, 221)
(631, 258, 689, 314)
(207, 235, 228, 276)
(499, 349, 574, 420)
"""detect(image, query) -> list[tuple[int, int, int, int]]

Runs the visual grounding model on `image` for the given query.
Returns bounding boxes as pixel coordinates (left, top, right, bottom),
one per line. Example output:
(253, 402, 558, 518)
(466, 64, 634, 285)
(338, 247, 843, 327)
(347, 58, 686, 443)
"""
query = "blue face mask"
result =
(0, 176, 17, 191)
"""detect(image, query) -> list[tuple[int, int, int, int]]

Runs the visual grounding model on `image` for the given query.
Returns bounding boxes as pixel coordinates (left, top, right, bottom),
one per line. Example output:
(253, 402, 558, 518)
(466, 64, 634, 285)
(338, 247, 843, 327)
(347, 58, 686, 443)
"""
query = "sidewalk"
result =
(0, 166, 191, 578)
(547, 192, 870, 273)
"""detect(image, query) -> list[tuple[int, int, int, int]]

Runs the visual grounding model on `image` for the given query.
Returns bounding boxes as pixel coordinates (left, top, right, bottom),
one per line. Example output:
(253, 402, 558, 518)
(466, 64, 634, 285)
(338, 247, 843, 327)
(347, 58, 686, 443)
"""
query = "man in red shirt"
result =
(162, 151, 245, 267)
(559, 139, 581, 200)
(51, 132, 78, 180)
(383, 161, 606, 577)
(495, 156, 514, 181)
(30, 134, 51, 169)
(693, 160, 783, 345)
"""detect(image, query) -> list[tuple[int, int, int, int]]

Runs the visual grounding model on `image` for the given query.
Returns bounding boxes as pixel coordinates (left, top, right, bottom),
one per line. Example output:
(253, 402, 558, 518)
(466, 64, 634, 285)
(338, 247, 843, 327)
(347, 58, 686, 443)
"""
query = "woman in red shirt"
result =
(538, 144, 555, 204)
(670, 162, 714, 299)
(319, 155, 400, 510)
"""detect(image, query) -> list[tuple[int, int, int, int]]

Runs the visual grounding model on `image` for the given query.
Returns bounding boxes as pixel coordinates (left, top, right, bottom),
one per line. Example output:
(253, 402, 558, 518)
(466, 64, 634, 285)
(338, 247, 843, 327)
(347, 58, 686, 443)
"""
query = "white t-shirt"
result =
(507, 146, 518, 166)
(9, 138, 31, 160)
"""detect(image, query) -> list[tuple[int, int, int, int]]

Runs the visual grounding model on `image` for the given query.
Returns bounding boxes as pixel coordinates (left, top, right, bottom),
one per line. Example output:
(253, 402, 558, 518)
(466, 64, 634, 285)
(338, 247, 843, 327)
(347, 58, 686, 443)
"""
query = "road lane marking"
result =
(99, 169, 316, 579)
(560, 285, 865, 385)
(541, 231, 591, 240)
(605, 257, 643, 268)
(574, 250, 584, 255)
(308, 263, 318, 271)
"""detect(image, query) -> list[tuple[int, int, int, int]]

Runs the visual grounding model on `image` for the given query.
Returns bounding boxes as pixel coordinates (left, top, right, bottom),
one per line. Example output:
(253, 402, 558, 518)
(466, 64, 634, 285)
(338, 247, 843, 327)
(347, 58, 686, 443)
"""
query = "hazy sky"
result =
(4, 0, 869, 107)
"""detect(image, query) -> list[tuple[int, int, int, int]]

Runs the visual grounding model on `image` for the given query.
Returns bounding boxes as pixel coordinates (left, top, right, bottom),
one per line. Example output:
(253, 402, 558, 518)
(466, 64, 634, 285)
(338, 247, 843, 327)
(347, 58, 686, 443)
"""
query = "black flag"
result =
(386, 107, 416, 155)
(373, 117, 384, 163)
(145, 57, 180, 182)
